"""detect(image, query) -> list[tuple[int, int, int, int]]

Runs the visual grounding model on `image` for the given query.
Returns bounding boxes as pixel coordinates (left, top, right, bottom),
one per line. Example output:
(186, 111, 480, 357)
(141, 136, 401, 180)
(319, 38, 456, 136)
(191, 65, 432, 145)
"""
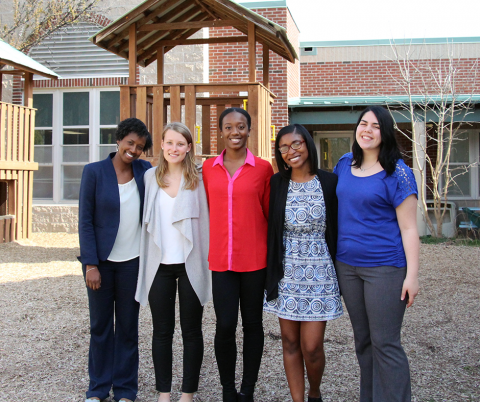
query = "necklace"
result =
(360, 160, 378, 172)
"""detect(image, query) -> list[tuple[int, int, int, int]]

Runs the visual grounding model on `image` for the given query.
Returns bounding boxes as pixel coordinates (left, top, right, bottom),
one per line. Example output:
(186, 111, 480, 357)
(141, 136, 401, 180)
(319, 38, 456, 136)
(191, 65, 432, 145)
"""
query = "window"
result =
(313, 132, 353, 172)
(442, 130, 480, 199)
(33, 89, 119, 202)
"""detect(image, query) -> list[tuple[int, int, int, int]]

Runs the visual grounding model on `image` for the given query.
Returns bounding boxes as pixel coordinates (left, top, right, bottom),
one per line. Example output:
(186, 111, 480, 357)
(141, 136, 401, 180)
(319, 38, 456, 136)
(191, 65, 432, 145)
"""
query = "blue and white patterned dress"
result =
(264, 176, 343, 321)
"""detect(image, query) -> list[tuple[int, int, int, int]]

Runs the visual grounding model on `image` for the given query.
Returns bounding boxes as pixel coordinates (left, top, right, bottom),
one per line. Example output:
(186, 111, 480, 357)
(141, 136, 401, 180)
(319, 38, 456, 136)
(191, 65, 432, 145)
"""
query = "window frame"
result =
(441, 130, 480, 200)
(33, 87, 120, 204)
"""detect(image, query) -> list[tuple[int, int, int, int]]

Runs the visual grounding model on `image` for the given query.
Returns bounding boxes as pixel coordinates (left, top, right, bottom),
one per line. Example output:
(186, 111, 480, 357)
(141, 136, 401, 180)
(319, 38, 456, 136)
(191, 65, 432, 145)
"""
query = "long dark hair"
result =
(352, 105, 401, 175)
(275, 124, 318, 180)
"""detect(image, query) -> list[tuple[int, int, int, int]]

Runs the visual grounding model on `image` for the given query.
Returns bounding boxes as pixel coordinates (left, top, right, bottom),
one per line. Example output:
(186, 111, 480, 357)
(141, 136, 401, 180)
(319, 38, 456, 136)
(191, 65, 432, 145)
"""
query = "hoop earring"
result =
(116, 143, 119, 151)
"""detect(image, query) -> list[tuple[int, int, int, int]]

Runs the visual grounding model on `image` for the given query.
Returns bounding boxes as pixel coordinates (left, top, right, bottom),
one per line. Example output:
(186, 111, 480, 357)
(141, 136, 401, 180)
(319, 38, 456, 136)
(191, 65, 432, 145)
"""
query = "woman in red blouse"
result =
(202, 108, 274, 402)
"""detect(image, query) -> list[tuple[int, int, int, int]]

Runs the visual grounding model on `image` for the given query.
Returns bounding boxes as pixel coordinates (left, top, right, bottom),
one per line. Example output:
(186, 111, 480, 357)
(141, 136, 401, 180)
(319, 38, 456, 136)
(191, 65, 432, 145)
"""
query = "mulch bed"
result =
(0, 233, 479, 401)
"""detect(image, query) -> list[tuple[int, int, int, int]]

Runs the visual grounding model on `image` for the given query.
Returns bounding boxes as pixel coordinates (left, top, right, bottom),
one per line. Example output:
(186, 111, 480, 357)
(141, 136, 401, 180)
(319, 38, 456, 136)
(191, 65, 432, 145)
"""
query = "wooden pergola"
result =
(0, 39, 59, 242)
(90, 0, 297, 162)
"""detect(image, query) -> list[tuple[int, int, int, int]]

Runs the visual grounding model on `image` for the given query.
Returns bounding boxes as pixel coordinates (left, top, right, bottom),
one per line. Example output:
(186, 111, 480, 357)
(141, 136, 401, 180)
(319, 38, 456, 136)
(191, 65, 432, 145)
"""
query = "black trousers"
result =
(148, 263, 204, 393)
(212, 268, 266, 401)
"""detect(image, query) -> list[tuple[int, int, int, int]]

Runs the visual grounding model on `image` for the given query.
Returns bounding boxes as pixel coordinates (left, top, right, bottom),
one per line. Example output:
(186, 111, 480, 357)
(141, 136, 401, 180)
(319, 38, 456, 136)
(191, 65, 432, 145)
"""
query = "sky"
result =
(236, 0, 480, 42)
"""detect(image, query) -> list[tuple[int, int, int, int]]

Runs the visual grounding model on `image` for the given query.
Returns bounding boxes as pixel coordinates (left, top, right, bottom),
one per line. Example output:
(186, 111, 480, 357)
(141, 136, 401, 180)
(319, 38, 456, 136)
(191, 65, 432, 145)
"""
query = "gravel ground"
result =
(0, 233, 479, 402)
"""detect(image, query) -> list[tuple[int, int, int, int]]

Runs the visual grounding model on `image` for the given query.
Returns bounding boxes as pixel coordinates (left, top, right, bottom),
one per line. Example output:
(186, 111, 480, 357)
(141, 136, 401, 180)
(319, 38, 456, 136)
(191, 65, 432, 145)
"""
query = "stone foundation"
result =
(33, 205, 78, 233)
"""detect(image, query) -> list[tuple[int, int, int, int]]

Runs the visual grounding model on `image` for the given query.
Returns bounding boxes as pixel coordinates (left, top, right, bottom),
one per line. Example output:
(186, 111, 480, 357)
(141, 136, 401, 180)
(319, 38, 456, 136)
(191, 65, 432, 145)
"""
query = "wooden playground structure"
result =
(91, 0, 297, 163)
(0, 40, 58, 242)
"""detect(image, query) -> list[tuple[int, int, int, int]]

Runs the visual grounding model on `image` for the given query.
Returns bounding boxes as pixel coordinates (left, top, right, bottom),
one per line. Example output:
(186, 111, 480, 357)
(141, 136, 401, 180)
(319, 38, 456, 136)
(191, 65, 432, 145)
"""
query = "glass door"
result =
(314, 132, 353, 172)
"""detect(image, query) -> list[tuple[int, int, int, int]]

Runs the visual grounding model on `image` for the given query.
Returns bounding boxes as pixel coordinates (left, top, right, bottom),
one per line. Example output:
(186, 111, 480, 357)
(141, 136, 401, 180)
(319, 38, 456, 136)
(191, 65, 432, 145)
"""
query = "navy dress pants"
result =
(336, 261, 411, 402)
(212, 268, 266, 402)
(83, 257, 140, 401)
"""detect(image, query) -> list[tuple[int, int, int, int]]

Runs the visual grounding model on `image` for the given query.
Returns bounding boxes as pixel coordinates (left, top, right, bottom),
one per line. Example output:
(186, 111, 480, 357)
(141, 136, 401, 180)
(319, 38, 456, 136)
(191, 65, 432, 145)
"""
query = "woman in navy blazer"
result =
(79, 118, 152, 402)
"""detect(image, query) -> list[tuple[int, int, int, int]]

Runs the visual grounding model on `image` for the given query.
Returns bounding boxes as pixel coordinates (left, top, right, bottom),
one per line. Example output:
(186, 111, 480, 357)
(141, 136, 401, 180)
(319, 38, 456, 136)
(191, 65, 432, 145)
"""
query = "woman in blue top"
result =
(334, 106, 419, 402)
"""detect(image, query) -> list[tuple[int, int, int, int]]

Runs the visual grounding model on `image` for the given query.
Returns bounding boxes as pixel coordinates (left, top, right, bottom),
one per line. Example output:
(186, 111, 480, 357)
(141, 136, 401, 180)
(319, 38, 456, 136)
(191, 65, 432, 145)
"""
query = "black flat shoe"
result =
(307, 396, 323, 402)
(237, 392, 254, 402)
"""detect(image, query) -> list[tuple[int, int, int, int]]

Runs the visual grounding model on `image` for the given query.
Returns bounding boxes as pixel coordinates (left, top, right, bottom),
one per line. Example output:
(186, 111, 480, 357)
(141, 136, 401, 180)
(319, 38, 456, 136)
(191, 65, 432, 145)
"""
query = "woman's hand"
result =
(401, 274, 419, 308)
(86, 265, 101, 290)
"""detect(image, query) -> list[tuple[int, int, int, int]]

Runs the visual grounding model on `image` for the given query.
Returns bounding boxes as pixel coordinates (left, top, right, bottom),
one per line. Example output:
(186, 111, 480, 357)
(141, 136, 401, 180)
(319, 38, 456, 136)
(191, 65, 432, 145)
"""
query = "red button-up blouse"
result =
(202, 149, 274, 272)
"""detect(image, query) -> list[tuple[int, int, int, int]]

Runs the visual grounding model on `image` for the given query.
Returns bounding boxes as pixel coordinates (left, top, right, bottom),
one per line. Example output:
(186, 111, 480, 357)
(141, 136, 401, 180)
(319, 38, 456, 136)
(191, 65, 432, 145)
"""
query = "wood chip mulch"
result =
(0, 233, 479, 401)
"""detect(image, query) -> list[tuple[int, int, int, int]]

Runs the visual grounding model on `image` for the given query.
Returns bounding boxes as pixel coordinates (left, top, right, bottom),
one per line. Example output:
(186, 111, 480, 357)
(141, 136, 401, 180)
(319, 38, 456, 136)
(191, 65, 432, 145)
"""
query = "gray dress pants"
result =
(336, 261, 411, 402)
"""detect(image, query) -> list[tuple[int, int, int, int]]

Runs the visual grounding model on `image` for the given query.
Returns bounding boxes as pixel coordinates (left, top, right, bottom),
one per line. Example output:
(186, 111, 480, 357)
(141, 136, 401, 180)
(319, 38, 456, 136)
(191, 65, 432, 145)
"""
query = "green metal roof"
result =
(0, 39, 60, 79)
(289, 95, 480, 108)
(300, 37, 480, 49)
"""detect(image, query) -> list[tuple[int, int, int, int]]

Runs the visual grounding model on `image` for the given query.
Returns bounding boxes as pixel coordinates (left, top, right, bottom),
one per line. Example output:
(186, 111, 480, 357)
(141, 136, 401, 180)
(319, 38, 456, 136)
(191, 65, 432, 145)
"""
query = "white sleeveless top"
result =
(107, 178, 141, 262)
(159, 188, 185, 264)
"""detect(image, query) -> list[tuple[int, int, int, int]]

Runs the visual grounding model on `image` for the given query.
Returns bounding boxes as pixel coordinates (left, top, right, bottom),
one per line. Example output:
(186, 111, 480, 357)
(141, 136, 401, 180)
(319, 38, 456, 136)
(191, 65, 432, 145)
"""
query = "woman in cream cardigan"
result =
(135, 122, 212, 402)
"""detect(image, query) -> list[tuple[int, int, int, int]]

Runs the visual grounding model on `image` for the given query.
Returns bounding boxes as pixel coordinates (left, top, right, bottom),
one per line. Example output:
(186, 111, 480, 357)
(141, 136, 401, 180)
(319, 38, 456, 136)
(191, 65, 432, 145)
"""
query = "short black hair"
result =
(275, 124, 318, 180)
(351, 106, 401, 175)
(116, 117, 153, 152)
(218, 107, 251, 130)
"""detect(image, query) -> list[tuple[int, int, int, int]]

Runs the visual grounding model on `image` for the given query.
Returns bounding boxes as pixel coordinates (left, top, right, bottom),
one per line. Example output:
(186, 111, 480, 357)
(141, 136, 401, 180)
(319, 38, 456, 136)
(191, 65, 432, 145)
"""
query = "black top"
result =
(265, 169, 338, 301)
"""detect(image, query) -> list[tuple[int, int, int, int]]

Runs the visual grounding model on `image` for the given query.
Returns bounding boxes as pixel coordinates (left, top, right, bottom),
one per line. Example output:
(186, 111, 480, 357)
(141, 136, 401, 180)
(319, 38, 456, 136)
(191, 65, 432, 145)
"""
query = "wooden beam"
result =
(106, 0, 185, 50)
(24, 72, 34, 108)
(216, 104, 225, 154)
(139, 20, 242, 30)
(170, 86, 181, 122)
(136, 86, 147, 123)
(263, 44, 270, 90)
(157, 46, 164, 84)
(120, 86, 131, 121)
(185, 85, 196, 137)
(154, 36, 248, 46)
(0, 70, 25, 75)
(128, 24, 137, 85)
(201, 105, 211, 155)
(93, 0, 161, 43)
(248, 22, 256, 82)
(0, 161, 38, 170)
(193, 0, 217, 19)
(0, 59, 58, 80)
(152, 86, 164, 157)
(247, 84, 259, 156)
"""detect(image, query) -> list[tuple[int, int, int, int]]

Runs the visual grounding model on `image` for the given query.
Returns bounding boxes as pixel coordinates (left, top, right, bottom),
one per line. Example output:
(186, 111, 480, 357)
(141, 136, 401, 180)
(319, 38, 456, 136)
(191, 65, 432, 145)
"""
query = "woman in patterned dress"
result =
(265, 124, 343, 402)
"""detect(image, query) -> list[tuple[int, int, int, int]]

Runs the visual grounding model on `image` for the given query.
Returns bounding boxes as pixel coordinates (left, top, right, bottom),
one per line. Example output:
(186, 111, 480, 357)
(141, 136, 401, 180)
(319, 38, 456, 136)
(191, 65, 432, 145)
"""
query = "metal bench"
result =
(460, 207, 480, 230)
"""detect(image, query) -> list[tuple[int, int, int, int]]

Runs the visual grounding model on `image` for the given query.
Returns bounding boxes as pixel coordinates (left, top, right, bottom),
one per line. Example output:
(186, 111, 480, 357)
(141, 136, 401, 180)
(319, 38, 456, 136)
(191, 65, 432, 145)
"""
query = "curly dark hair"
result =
(115, 117, 153, 152)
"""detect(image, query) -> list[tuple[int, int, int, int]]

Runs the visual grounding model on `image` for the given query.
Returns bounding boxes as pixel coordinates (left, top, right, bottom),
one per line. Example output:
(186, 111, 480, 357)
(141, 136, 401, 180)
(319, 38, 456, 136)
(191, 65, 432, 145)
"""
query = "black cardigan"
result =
(265, 169, 338, 302)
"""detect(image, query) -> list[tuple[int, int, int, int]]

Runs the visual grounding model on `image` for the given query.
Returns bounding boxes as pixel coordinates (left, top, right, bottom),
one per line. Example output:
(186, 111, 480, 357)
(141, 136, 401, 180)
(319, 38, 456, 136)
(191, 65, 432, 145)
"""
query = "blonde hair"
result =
(155, 122, 199, 190)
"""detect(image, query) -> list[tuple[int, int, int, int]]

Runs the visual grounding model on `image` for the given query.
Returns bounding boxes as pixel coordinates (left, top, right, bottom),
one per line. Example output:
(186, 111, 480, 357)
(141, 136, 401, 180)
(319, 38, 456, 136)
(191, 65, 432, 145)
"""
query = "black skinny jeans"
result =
(148, 263, 204, 393)
(212, 268, 266, 401)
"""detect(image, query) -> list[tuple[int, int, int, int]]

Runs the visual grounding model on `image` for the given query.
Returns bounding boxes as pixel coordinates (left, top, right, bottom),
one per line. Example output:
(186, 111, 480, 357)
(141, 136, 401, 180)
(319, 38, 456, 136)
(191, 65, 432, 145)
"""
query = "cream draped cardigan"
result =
(135, 167, 212, 306)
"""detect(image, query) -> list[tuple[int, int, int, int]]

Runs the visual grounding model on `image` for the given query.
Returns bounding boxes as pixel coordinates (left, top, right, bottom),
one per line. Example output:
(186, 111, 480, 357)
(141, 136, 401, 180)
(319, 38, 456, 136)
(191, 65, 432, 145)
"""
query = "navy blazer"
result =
(78, 152, 152, 266)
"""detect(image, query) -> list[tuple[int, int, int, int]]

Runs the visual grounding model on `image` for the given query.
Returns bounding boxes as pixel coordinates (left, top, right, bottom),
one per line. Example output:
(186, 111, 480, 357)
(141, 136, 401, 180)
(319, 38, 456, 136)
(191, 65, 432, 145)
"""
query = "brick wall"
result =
(300, 58, 480, 97)
(209, 6, 299, 152)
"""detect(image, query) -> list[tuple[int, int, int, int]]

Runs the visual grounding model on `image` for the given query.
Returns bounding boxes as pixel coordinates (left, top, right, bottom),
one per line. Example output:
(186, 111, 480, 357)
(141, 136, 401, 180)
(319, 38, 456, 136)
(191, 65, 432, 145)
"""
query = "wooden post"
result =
(24, 72, 34, 108)
(170, 86, 181, 122)
(157, 46, 164, 84)
(129, 24, 137, 85)
(153, 86, 165, 158)
(185, 85, 196, 137)
(247, 85, 259, 156)
(263, 45, 270, 90)
(201, 105, 211, 155)
(248, 22, 256, 82)
(216, 104, 225, 154)
(120, 86, 131, 121)
(136, 86, 147, 123)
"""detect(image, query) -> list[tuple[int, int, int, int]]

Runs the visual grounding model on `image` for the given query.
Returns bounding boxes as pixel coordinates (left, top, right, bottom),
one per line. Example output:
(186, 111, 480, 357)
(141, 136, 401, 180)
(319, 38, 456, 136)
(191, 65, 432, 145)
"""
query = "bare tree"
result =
(1, 0, 99, 53)
(386, 41, 479, 237)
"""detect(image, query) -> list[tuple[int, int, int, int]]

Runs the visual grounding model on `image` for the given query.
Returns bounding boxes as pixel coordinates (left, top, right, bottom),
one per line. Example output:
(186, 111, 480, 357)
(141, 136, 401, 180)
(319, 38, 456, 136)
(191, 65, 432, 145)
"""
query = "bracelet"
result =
(86, 267, 97, 273)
